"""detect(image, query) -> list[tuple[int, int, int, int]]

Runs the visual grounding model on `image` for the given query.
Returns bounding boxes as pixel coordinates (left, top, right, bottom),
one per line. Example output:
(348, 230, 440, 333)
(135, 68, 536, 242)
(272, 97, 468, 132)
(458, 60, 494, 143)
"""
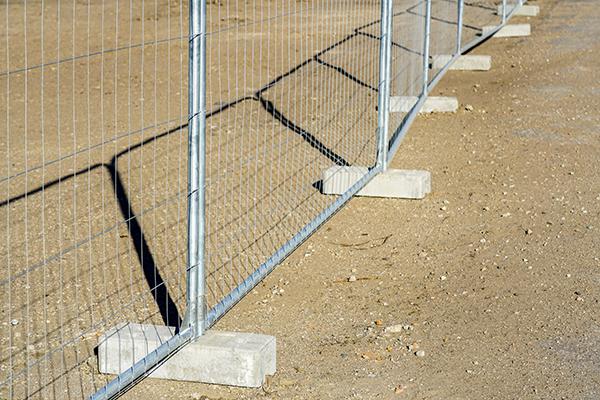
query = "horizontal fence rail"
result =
(0, 0, 526, 398)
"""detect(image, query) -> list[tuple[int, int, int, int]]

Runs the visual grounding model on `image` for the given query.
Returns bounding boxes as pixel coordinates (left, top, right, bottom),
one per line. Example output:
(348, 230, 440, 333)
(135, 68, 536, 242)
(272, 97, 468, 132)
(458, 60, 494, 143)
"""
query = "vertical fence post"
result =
(187, 0, 207, 338)
(422, 0, 432, 95)
(502, 0, 507, 23)
(376, 0, 393, 170)
(456, 0, 464, 55)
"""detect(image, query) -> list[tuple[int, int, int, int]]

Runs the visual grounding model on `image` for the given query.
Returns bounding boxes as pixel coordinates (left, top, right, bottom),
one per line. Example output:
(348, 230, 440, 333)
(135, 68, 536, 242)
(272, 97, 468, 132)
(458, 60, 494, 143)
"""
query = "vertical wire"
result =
(99, 0, 108, 389)
(152, 0, 160, 325)
(175, 0, 185, 321)
(39, 0, 51, 395)
(239, 0, 248, 282)
(164, 0, 173, 326)
(112, 0, 122, 378)
(85, 0, 95, 392)
(126, 0, 135, 365)
(139, 0, 146, 319)
(55, 0, 69, 394)
(70, 0, 86, 394)
(230, 0, 239, 288)
(5, 0, 13, 397)
(23, 0, 30, 395)
(99, 0, 107, 388)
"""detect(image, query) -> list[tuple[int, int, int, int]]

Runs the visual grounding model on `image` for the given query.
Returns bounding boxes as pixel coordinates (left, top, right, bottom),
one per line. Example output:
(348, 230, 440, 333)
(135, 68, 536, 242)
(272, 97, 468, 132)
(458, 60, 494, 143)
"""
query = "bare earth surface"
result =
(120, 0, 600, 399)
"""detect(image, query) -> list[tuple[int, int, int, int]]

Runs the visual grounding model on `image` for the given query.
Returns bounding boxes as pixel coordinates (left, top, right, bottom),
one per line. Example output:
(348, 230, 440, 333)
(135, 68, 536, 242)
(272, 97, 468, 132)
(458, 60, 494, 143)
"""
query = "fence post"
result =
(456, 0, 464, 54)
(186, 0, 207, 338)
(422, 0, 432, 95)
(502, 0, 507, 23)
(376, 0, 393, 170)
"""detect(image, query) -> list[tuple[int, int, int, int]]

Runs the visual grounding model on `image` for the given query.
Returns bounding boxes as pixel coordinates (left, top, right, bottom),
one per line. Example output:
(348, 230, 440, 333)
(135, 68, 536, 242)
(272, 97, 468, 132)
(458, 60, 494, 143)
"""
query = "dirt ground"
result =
(124, 0, 600, 399)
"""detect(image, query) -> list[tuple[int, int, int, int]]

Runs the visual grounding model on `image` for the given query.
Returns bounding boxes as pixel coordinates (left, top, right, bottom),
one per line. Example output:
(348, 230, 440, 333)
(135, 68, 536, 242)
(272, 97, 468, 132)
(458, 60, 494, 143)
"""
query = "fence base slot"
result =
(432, 55, 491, 71)
(98, 323, 276, 387)
(482, 24, 531, 38)
(321, 166, 431, 199)
(497, 4, 539, 17)
(390, 96, 458, 113)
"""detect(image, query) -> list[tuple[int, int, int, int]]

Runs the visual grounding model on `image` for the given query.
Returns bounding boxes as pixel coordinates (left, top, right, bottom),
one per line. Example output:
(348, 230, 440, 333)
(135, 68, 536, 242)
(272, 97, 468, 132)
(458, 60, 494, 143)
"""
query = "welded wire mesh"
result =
(461, 0, 502, 47)
(202, 0, 382, 321)
(1, 0, 188, 398)
(386, 0, 426, 140)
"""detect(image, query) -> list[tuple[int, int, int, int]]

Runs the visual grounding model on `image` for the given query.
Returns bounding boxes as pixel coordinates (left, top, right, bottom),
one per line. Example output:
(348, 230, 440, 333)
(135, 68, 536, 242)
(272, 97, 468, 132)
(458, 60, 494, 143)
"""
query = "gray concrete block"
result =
(497, 4, 539, 16)
(482, 24, 531, 38)
(321, 166, 431, 199)
(390, 96, 458, 113)
(431, 55, 491, 71)
(98, 323, 276, 387)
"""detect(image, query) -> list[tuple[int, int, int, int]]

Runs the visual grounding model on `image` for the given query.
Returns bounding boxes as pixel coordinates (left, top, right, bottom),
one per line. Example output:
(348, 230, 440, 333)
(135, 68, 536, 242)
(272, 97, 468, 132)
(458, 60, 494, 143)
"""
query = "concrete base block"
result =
(482, 24, 531, 38)
(322, 166, 431, 199)
(432, 55, 491, 71)
(98, 323, 276, 388)
(390, 96, 458, 113)
(497, 4, 539, 16)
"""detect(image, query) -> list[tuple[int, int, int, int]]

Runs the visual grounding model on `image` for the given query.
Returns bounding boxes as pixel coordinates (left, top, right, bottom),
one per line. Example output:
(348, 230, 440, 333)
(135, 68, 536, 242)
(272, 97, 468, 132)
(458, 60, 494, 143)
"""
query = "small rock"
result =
(10, 319, 18, 326)
(415, 350, 426, 357)
(348, 275, 357, 282)
(440, 275, 447, 281)
(525, 228, 533, 235)
(385, 324, 404, 333)
(465, 104, 474, 111)
(394, 385, 406, 394)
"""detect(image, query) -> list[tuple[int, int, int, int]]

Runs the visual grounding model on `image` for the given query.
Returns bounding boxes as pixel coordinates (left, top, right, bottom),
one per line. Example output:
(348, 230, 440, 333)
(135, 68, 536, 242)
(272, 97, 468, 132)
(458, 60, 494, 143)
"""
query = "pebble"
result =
(465, 104, 474, 111)
(10, 319, 18, 326)
(525, 228, 533, 235)
(348, 275, 357, 282)
(384, 324, 404, 333)
(415, 350, 426, 357)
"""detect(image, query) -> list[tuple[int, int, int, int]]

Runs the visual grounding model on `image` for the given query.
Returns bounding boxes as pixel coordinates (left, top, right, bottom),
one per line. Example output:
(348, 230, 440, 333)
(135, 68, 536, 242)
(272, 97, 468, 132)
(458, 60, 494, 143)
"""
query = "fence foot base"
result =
(390, 96, 458, 113)
(482, 24, 531, 38)
(98, 323, 276, 387)
(497, 4, 539, 17)
(432, 55, 491, 71)
(321, 166, 431, 199)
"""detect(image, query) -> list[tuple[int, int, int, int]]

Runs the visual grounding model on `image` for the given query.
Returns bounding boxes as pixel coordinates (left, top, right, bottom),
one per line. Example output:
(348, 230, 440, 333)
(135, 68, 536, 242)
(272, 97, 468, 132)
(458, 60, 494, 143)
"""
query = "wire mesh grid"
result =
(1, 0, 188, 397)
(202, 0, 382, 320)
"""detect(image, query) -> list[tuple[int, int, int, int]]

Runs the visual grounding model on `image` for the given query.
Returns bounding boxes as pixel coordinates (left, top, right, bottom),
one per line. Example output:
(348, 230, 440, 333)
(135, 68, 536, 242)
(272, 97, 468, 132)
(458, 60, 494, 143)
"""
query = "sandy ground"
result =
(123, 0, 600, 399)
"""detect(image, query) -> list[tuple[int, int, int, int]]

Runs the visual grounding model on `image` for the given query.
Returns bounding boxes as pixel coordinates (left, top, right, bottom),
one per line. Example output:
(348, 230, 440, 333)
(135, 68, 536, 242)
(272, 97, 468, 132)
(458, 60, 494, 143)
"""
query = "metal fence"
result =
(1, 0, 525, 398)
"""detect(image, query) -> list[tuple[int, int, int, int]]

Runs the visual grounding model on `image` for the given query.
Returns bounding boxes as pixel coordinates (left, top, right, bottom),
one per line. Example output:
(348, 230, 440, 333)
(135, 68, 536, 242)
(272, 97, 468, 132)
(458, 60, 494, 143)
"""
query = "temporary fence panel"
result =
(200, 0, 384, 328)
(0, 0, 527, 398)
(1, 0, 189, 398)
